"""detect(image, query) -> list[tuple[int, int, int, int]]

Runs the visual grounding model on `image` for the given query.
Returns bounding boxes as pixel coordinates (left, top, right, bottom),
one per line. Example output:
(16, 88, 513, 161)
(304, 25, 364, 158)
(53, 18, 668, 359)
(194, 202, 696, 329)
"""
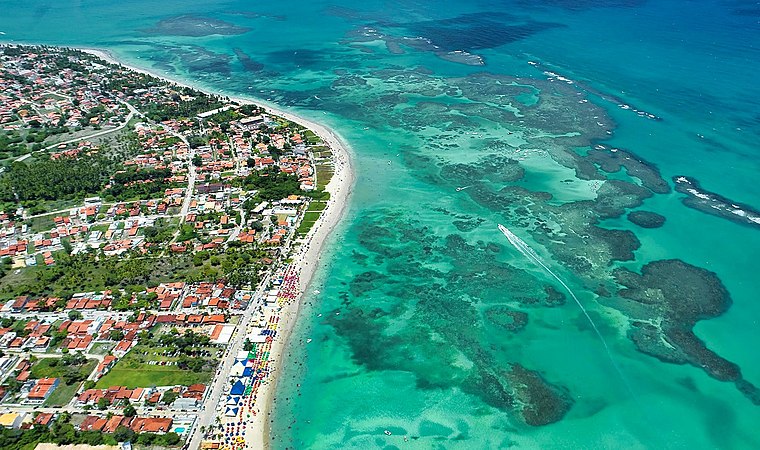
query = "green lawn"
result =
(26, 213, 57, 233)
(44, 381, 81, 407)
(297, 219, 319, 236)
(316, 164, 334, 190)
(302, 130, 321, 145)
(95, 342, 216, 389)
(311, 145, 331, 157)
(95, 367, 211, 389)
(30, 358, 65, 378)
(31, 357, 98, 380)
(297, 210, 322, 236)
(307, 201, 327, 212)
(31, 357, 97, 407)
(90, 224, 110, 233)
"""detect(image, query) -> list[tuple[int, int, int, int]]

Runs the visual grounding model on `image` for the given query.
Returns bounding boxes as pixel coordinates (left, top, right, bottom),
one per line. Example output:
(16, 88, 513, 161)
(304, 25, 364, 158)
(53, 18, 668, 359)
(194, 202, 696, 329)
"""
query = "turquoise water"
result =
(2, 0, 760, 447)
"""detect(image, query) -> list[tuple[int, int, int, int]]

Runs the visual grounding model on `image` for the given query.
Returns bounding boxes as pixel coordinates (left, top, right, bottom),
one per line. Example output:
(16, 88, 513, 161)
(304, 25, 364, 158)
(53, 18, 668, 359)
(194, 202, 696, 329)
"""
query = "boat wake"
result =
(497, 224, 633, 391)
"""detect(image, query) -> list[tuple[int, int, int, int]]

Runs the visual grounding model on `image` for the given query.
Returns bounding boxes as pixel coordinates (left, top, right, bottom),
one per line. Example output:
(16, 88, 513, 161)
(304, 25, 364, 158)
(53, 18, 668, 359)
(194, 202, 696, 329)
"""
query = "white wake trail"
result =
(498, 223, 631, 388)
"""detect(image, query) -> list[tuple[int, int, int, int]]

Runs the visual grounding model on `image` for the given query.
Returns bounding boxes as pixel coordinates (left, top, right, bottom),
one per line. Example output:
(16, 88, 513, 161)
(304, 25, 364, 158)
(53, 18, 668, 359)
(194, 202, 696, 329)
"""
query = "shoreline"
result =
(79, 46, 356, 448)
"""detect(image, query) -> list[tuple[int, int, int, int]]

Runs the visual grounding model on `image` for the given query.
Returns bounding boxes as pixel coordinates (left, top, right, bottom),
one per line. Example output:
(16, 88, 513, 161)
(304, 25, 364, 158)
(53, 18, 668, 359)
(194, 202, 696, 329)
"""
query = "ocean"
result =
(2, 0, 759, 447)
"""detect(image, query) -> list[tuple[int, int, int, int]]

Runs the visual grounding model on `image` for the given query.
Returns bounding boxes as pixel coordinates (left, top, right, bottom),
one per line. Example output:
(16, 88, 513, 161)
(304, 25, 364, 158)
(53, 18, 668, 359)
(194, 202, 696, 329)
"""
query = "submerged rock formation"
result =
(628, 210, 666, 228)
(611, 259, 760, 403)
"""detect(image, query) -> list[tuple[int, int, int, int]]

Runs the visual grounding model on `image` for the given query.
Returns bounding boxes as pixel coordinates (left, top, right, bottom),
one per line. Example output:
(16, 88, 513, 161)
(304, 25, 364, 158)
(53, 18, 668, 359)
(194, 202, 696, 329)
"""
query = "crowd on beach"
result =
(217, 269, 300, 450)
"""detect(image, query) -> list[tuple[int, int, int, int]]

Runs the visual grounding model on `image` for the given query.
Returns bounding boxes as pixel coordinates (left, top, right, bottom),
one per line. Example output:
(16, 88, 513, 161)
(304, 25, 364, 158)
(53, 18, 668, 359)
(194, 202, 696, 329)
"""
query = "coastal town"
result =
(0, 44, 350, 450)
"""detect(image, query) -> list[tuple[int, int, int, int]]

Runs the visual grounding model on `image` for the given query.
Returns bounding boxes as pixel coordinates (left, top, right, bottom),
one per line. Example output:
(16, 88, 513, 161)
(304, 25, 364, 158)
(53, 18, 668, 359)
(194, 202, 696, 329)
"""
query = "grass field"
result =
(95, 341, 216, 389)
(316, 164, 334, 190)
(31, 357, 98, 379)
(30, 358, 66, 378)
(302, 130, 321, 145)
(32, 358, 97, 407)
(307, 201, 327, 212)
(89, 342, 115, 355)
(43, 381, 80, 407)
(26, 213, 57, 233)
(302, 211, 321, 221)
(297, 211, 322, 236)
(95, 367, 212, 389)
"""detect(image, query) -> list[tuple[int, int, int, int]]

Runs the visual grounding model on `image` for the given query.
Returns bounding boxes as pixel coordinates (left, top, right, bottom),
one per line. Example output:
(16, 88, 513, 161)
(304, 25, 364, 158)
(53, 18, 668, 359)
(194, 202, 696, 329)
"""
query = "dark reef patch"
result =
(350, 271, 390, 297)
(440, 155, 524, 188)
(611, 259, 760, 403)
(325, 211, 575, 424)
(144, 15, 251, 37)
(485, 306, 528, 332)
(592, 180, 653, 219)
(674, 175, 760, 230)
(588, 226, 640, 262)
(628, 211, 666, 228)
(452, 217, 484, 232)
(157, 45, 232, 75)
(587, 145, 670, 194)
(506, 364, 574, 426)
(516, 0, 644, 11)
(233, 47, 264, 72)
(226, 10, 286, 21)
(393, 12, 564, 52)
(267, 49, 327, 68)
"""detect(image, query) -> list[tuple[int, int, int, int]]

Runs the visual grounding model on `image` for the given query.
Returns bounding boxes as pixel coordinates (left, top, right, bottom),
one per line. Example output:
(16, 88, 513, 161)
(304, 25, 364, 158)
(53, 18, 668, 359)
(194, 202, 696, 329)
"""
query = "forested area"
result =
(0, 156, 108, 202)
(0, 412, 181, 449)
(240, 166, 302, 201)
(103, 166, 173, 201)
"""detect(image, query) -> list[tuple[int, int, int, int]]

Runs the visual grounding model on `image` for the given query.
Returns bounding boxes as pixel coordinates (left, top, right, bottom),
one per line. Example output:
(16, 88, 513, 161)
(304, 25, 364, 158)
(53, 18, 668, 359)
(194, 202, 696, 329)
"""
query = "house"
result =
(95, 355, 117, 379)
(0, 412, 25, 429)
(172, 396, 198, 410)
(33, 413, 55, 427)
(130, 417, 173, 433)
(79, 415, 107, 431)
(113, 339, 135, 357)
(26, 377, 59, 403)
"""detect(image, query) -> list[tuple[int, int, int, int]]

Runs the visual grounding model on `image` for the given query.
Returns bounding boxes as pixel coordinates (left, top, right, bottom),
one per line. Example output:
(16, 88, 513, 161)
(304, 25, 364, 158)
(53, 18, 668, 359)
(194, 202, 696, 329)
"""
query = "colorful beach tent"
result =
(230, 380, 245, 396)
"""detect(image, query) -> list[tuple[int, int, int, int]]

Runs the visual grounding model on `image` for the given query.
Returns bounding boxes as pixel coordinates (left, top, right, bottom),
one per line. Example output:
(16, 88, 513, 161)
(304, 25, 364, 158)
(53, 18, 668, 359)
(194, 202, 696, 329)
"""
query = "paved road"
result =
(163, 130, 197, 254)
(185, 273, 270, 450)
(23, 202, 118, 220)
(177, 135, 197, 224)
(0, 404, 199, 419)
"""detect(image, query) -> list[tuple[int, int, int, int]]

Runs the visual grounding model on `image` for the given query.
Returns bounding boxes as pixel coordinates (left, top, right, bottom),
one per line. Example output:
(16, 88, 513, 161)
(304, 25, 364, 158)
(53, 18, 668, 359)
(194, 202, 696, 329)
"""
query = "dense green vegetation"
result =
(103, 166, 173, 201)
(0, 156, 106, 203)
(187, 246, 266, 287)
(240, 166, 301, 201)
(0, 251, 196, 301)
(143, 218, 177, 243)
(0, 131, 32, 160)
(105, 73, 225, 122)
(0, 412, 181, 450)
(0, 242, 267, 302)
(30, 353, 96, 385)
